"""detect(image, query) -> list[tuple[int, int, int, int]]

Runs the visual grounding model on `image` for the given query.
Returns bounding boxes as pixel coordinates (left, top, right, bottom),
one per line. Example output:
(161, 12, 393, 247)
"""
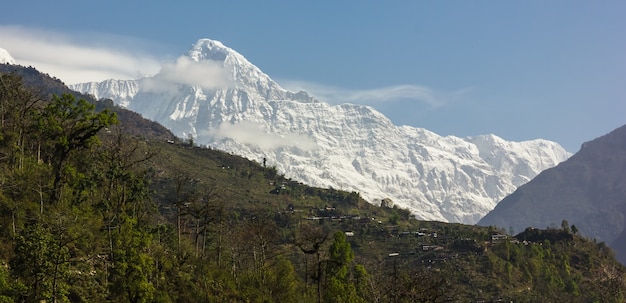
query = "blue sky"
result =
(1, 1, 625, 152)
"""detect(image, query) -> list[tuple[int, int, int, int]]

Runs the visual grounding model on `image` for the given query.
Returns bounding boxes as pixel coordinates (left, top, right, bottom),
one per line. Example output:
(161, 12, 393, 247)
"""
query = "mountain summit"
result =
(70, 38, 571, 224)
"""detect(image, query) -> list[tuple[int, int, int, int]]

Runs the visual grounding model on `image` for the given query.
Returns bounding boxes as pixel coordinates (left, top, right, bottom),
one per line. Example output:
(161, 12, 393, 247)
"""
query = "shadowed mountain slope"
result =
(479, 124, 626, 263)
(0, 63, 176, 141)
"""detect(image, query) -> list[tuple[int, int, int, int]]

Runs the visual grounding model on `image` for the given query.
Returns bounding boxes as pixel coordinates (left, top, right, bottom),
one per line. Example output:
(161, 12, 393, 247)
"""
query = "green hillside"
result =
(0, 68, 624, 302)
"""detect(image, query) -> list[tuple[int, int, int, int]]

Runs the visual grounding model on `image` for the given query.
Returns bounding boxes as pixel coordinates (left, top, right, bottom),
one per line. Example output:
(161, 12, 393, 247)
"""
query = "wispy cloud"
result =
(279, 80, 457, 107)
(0, 25, 163, 84)
(0, 25, 470, 111)
(207, 120, 318, 151)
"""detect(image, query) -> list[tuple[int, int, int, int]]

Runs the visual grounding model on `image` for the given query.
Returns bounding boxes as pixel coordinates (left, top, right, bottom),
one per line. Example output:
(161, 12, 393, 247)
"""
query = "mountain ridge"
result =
(0, 63, 176, 141)
(479, 123, 626, 263)
(70, 38, 571, 224)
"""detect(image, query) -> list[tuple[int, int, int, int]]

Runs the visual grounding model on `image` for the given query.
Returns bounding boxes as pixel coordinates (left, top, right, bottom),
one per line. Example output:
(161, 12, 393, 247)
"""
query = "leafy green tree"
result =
(80, 131, 157, 302)
(0, 264, 14, 303)
(328, 232, 354, 275)
(10, 224, 69, 302)
(265, 256, 300, 303)
(37, 93, 117, 203)
(0, 73, 42, 171)
(353, 264, 372, 300)
(109, 218, 155, 303)
(324, 231, 364, 303)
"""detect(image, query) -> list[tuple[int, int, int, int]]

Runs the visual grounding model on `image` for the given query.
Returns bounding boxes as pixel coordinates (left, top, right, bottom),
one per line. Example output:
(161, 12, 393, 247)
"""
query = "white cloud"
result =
(209, 120, 317, 151)
(140, 56, 234, 93)
(0, 25, 163, 84)
(279, 80, 449, 107)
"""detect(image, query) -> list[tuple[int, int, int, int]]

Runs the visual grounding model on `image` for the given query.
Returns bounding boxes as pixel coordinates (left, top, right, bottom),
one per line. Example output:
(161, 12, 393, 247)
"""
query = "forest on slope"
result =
(0, 66, 624, 302)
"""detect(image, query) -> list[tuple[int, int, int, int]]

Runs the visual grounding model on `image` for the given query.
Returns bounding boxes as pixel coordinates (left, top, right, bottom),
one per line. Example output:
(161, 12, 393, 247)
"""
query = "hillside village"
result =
(282, 193, 571, 263)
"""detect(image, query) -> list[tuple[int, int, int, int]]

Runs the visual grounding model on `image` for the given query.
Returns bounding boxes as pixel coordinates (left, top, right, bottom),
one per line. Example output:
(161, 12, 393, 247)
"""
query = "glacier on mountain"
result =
(70, 38, 571, 224)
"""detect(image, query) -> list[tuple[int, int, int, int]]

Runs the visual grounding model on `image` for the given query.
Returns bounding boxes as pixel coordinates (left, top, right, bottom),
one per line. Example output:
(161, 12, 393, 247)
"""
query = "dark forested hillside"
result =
(0, 65, 624, 302)
(0, 64, 175, 141)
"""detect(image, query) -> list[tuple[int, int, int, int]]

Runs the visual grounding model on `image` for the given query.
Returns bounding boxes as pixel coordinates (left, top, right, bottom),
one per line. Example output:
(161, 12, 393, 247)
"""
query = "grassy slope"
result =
(146, 137, 626, 301)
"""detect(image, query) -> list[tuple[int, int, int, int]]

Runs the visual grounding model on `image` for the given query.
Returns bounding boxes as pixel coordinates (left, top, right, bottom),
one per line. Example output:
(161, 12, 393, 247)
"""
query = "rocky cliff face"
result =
(71, 38, 571, 224)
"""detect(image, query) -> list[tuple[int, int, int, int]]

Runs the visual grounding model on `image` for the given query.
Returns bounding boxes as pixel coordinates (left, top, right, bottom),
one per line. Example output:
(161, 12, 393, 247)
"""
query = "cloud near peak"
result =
(140, 56, 235, 94)
(0, 25, 469, 110)
(0, 25, 162, 84)
(207, 120, 317, 151)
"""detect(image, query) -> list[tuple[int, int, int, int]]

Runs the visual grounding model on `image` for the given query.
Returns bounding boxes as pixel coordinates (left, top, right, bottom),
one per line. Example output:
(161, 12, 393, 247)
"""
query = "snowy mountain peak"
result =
(178, 38, 314, 104)
(188, 38, 232, 62)
(0, 48, 16, 64)
(70, 38, 572, 224)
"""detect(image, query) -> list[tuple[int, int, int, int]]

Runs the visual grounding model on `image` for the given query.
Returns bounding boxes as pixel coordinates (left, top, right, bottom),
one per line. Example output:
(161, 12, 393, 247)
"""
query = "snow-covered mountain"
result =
(71, 38, 571, 224)
(0, 48, 16, 64)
